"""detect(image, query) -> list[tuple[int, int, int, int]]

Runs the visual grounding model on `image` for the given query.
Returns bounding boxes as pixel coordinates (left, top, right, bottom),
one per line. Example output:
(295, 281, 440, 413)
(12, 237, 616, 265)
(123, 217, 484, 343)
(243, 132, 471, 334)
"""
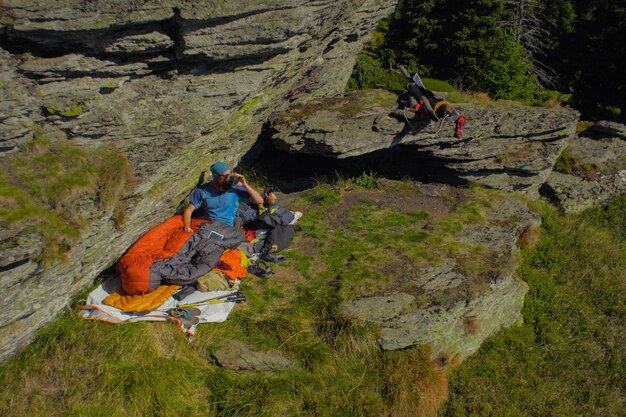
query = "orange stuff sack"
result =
(214, 249, 248, 281)
(116, 215, 209, 295)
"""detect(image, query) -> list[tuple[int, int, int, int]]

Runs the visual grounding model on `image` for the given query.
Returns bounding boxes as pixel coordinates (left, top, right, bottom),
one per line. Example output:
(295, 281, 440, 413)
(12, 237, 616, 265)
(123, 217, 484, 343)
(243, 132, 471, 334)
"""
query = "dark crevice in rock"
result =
(223, 37, 299, 47)
(322, 37, 340, 53)
(0, 258, 30, 273)
(1, 310, 35, 327)
(242, 134, 468, 193)
(492, 127, 568, 140)
(463, 167, 538, 178)
(528, 134, 570, 143)
(538, 182, 561, 208)
(2, 22, 166, 57)
(23, 68, 145, 83)
(98, 86, 116, 95)
(174, 53, 282, 76)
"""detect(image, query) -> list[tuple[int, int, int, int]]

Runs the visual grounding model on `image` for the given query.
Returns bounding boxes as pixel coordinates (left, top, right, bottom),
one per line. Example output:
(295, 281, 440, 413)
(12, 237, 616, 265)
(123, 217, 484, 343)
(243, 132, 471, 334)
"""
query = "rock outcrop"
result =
(270, 90, 580, 197)
(0, 0, 396, 362)
(542, 127, 626, 213)
(340, 196, 537, 359)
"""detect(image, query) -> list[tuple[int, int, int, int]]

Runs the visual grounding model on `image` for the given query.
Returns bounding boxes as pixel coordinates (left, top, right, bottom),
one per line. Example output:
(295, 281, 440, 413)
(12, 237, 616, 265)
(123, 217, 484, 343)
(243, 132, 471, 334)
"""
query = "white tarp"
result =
(79, 276, 237, 337)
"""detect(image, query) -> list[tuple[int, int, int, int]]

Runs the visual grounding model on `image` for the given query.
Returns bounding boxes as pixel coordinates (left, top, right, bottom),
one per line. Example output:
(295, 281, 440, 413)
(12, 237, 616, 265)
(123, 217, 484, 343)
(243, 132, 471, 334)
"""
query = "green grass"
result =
(421, 78, 455, 93)
(442, 196, 626, 417)
(553, 147, 597, 180)
(0, 177, 478, 416)
(349, 171, 380, 189)
(1, 179, 622, 417)
(346, 49, 567, 109)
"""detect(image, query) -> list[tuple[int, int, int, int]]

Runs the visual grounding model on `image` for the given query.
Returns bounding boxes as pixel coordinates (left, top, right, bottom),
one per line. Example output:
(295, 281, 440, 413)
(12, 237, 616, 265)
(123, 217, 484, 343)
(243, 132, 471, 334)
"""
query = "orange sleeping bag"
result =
(116, 215, 209, 295)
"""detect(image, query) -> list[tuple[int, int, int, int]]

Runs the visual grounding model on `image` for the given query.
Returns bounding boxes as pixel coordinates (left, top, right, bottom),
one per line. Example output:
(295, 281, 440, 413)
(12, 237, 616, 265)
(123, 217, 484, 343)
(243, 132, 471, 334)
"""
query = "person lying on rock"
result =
(183, 161, 263, 232)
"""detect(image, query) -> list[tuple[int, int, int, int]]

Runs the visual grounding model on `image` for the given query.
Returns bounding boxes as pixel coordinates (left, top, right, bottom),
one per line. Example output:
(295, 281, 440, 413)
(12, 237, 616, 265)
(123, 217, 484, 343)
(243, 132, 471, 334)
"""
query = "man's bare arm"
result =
(234, 173, 263, 205)
(183, 203, 195, 232)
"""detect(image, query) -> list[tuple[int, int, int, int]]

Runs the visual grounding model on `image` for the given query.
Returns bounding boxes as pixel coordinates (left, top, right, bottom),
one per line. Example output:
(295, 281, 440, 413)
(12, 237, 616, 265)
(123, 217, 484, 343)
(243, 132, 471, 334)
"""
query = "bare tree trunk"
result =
(501, 0, 557, 86)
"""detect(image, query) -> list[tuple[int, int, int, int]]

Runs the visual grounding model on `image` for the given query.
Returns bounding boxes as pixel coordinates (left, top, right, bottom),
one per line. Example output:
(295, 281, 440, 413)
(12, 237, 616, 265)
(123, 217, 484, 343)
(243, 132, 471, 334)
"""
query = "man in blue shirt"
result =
(183, 161, 263, 231)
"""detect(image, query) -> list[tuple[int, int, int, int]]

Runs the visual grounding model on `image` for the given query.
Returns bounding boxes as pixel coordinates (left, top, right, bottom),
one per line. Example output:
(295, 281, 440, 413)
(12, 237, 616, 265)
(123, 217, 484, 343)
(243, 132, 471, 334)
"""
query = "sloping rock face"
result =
(0, 0, 396, 362)
(270, 90, 580, 197)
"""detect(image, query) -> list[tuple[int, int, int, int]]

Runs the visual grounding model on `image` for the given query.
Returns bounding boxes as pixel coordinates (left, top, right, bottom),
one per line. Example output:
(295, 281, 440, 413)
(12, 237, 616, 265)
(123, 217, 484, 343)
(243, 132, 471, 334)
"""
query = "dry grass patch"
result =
(463, 316, 481, 335)
(383, 345, 459, 417)
(517, 223, 541, 249)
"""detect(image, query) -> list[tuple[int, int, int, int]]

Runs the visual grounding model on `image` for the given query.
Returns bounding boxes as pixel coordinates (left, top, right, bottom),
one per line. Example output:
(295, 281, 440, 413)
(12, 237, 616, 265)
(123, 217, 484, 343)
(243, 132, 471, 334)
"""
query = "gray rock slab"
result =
(543, 171, 625, 214)
(341, 197, 537, 362)
(460, 198, 540, 254)
(568, 136, 626, 164)
(271, 94, 580, 196)
(0, 48, 39, 151)
(415, 258, 465, 293)
(379, 274, 528, 360)
(212, 339, 292, 372)
(544, 136, 626, 213)
(340, 292, 415, 323)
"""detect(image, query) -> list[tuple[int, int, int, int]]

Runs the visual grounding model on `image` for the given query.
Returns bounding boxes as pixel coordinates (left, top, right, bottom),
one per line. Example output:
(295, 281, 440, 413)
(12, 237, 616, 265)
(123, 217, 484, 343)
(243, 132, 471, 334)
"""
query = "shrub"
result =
(351, 171, 380, 189)
(347, 53, 406, 92)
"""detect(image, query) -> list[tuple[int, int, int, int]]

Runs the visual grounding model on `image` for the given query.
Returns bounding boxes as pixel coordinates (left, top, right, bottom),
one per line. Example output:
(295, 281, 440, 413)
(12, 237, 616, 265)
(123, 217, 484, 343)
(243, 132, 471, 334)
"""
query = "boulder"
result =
(542, 136, 626, 213)
(212, 339, 292, 372)
(340, 197, 538, 360)
(270, 91, 580, 197)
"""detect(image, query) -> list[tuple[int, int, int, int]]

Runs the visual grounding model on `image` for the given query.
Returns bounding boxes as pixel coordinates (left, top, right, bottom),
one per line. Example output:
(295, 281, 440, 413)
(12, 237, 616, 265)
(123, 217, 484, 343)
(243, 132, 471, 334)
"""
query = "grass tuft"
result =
(0, 135, 134, 264)
(383, 345, 453, 417)
(462, 316, 480, 335)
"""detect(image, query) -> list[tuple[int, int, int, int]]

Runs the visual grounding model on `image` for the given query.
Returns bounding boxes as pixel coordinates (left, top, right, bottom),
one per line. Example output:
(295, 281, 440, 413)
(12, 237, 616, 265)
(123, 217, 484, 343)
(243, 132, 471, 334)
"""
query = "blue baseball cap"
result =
(210, 161, 230, 178)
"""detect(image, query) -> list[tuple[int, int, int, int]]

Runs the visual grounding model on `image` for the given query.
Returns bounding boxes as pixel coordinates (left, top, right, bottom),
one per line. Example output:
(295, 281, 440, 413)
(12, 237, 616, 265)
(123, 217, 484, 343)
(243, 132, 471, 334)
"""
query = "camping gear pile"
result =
(80, 188, 302, 337)
(397, 65, 467, 138)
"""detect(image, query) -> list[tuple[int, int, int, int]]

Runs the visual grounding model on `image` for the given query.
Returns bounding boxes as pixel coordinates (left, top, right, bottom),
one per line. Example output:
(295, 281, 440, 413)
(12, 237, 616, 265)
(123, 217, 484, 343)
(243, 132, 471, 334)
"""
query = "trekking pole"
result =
(182, 295, 247, 307)
(177, 290, 244, 308)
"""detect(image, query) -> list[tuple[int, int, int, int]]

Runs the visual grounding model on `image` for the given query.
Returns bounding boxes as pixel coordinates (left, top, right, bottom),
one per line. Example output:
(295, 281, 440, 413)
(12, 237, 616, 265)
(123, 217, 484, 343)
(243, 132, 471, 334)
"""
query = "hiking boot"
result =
(260, 252, 286, 263)
(247, 260, 273, 277)
(168, 307, 201, 327)
(289, 211, 303, 225)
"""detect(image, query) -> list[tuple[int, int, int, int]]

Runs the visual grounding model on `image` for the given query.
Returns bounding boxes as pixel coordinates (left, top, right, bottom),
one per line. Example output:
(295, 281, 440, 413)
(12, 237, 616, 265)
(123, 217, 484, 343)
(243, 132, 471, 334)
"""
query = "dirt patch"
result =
(331, 180, 467, 229)
(292, 235, 322, 262)
(274, 189, 308, 210)
(378, 180, 462, 219)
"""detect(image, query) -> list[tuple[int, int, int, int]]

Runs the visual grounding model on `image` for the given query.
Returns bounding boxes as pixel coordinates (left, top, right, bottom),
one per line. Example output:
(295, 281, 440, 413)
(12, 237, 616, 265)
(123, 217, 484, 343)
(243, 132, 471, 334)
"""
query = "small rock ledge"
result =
(270, 89, 580, 198)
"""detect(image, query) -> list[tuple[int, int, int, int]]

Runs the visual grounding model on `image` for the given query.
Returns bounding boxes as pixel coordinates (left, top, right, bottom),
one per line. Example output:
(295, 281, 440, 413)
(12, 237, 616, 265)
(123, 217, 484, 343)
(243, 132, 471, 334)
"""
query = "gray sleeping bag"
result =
(151, 221, 246, 287)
